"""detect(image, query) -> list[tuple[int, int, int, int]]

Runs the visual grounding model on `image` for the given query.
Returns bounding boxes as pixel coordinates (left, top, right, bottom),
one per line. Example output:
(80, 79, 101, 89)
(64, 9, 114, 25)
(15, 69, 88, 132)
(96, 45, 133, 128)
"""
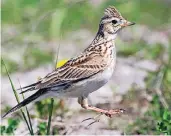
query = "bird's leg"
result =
(78, 97, 125, 118)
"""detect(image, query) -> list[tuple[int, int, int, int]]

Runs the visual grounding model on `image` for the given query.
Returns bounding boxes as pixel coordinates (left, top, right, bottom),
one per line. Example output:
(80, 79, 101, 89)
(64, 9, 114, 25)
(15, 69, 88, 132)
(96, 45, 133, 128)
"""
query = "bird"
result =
(2, 6, 135, 118)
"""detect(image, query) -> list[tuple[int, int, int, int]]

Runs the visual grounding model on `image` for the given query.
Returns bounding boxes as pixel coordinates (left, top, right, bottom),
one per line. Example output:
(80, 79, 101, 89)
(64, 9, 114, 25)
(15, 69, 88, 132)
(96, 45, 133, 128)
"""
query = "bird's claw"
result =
(82, 113, 102, 127)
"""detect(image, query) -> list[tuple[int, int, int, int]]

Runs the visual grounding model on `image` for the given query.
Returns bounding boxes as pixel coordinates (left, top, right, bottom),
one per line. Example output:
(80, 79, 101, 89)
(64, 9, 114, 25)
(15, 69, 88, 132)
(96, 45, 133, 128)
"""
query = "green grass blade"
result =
(47, 44, 61, 134)
(46, 98, 54, 135)
(22, 94, 34, 135)
(1, 59, 33, 135)
(18, 80, 34, 135)
(20, 111, 33, 135)
(2, 60, 20, 103)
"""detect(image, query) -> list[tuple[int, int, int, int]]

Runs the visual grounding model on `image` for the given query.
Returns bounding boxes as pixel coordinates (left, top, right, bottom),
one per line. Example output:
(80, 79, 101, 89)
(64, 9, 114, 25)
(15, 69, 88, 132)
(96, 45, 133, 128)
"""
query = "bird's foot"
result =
(104, 108, 125, 118)
(82, 113, 102, 127)
(81, 108, 125, 127)
(86, 105, 125, 117)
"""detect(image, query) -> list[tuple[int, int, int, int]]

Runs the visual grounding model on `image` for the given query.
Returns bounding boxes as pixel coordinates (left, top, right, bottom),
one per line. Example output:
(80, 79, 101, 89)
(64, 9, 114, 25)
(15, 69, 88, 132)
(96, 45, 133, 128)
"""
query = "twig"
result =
(155, 88, 169, 109)
(153, 67, 169, 109)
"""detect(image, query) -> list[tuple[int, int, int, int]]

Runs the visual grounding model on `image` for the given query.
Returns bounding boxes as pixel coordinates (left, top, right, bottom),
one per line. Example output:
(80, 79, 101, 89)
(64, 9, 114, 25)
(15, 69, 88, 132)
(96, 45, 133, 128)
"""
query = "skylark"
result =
(2, 6, 135, 118)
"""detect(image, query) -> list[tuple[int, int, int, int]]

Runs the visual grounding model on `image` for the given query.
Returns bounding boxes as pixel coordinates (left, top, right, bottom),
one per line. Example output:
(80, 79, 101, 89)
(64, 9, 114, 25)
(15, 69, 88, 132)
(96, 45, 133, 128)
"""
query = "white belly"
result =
(52, 64, 114, 98)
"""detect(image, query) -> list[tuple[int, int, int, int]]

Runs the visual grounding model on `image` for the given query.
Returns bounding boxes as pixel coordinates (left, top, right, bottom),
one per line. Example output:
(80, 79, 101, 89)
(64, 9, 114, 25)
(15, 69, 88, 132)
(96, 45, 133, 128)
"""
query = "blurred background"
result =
(1, 0, 171, 135)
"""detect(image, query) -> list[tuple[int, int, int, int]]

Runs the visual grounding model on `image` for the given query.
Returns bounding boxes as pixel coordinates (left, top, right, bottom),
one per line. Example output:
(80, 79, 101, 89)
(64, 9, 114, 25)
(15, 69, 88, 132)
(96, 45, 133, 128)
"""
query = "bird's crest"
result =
(104, 6, 123, 19)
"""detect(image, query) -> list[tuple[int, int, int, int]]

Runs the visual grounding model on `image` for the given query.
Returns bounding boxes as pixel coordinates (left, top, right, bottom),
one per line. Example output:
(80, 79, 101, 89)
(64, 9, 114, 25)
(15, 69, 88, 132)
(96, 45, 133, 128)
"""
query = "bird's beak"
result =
(120, 21, 135, 27)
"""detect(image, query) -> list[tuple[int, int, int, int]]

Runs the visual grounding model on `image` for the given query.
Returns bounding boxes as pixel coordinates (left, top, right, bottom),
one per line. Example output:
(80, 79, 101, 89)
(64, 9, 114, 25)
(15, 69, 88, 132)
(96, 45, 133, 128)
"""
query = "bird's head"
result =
(99, 6, 135, 37)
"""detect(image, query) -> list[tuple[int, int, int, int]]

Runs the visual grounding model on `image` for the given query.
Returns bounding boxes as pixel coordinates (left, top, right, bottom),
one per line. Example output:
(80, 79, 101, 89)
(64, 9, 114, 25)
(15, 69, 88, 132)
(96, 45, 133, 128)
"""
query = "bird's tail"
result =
(2, 89, 47, 118)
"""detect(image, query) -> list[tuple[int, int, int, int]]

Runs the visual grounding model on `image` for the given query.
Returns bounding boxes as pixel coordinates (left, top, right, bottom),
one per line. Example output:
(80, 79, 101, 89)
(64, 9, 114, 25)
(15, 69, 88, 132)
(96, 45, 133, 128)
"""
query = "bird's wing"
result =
(35, 51, 107, 90)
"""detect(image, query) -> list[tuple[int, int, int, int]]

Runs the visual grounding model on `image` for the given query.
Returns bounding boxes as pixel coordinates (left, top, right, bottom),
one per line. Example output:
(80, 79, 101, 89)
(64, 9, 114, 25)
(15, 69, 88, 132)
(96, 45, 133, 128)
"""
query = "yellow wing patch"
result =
(56, 59, 68, 68)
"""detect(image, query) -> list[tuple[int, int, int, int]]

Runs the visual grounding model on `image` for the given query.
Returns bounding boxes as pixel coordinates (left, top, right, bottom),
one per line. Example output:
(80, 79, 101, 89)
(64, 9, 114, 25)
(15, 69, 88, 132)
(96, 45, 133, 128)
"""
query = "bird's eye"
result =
(112, 20, 117, 24)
